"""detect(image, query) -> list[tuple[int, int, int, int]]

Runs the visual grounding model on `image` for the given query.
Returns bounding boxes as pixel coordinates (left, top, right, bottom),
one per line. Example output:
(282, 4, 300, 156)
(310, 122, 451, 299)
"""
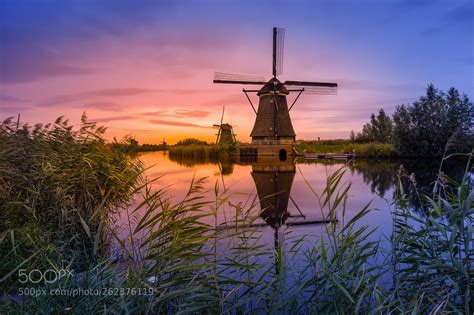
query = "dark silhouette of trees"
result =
(352, 85, 473, 157)
(351, 108, 393, 143)
(175, 138, 208, 146)
(393, 84, 473, 157)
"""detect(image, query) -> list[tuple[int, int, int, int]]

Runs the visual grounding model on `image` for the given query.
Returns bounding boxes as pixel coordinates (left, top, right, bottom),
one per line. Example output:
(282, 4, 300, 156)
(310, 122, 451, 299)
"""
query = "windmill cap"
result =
(257, 78, 289, 96)
(220, 123, 233, 129)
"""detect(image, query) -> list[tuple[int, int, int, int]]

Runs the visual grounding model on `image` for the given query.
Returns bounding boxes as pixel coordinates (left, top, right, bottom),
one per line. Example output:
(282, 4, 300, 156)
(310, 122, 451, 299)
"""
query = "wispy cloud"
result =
(420, 27, 442, 37)
(0, 94, 27, 102)
(338, 79, 422, 92)
(149, 119, 211, 128)
(93, 115, 136, 123)
(174, 110, 210, 118)
(143, 109, 211, 118)
(396, 0, 436, 9)
(0, 105, 32, 113)
(37, 88, 155, 107)
(444, 3, 474, 23)
(0, 42, 94, 84)
(74, 101, 124, 111)
(420, 3, 474, 37)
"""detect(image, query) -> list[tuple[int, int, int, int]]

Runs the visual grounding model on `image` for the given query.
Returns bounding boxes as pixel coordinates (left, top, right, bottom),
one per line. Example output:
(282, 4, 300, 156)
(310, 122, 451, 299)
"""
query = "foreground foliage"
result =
(0, 115, 143, 284)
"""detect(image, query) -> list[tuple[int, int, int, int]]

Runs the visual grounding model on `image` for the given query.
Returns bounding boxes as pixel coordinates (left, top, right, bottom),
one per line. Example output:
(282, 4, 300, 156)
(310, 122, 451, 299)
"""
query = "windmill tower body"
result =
(217, 123, 236, 144)
(249, 79, 296, 155)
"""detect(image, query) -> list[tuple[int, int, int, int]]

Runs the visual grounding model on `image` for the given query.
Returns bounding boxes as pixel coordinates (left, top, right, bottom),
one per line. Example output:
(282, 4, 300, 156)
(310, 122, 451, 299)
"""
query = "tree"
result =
(353, 108, 393, 143)
(175, 138, 208, 146)
(393, 84, 473, 157)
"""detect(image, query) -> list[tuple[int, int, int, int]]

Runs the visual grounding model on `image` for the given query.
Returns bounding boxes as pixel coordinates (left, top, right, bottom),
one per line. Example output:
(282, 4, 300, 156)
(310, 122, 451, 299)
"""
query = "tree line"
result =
(351, 84, 473, 157)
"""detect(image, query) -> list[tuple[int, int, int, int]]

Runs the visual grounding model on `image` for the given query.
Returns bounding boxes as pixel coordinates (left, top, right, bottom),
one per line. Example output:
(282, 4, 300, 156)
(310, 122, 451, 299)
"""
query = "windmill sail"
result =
(213, 72, 266, 85)
(273, 27, 285, 77)
(284, 80, 338, 95)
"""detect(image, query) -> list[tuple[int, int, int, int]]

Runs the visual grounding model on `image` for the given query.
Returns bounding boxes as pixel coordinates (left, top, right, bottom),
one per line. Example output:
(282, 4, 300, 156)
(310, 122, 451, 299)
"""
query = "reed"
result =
(388, 153, 473, 313)
(168, 144, 235, 165)
(0, 114, 143, 286)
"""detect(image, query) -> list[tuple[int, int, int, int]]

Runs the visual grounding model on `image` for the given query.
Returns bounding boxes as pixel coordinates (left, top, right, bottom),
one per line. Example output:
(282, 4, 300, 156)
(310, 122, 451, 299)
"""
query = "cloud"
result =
(444, 3, 474, 23)
(0, 105, 32, 113)
(37, 88, 155, 107)
(174, 110, 210, 118)
(149, 119, 211, 128)
(74, 101, 124, 111)
(420, 27, 442, 37)
(0, 41, 94, 84)
(419, 3, 473, 38)
(143, 109, 210, 118)
(0, 94, 27, 102)
(337, 79, 422, 92)
(0, 1, 164, 83)
(93, 115, 136, 123)
(144, 110, 169, 116)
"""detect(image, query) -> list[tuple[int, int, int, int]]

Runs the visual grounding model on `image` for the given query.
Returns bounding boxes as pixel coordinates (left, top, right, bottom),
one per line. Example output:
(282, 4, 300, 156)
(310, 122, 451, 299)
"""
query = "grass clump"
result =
(294, 141, 396, 157)
(169, 143, 235, 164)
(0, 114, 143, 286)
(388, 153, 474, 313)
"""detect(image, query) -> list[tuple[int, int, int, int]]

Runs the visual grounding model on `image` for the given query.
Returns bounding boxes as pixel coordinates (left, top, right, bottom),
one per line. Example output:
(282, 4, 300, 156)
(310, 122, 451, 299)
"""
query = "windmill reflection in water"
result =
(216, 156, 336, 273)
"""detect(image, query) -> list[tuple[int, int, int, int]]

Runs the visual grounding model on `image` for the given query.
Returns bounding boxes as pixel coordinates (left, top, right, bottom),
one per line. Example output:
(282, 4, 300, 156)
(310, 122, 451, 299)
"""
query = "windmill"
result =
(213, 27, 337, 156)
(213, 106, 237, 145)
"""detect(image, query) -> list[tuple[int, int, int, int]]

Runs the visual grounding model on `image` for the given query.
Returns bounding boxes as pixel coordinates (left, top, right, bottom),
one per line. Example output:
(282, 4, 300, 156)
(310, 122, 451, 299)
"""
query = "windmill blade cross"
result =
(220, 106, 225, 125)
(284, 80, 338, 95)
(213, 72, 266, 85)
(273, 27, 285, 77)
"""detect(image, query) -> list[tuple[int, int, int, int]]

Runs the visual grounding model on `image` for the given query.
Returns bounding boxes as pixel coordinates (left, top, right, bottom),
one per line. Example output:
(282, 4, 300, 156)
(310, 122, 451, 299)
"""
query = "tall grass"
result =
(0, 114, 143, 286)
(389, 153, 473, 313)
(169, 144, 235, 166)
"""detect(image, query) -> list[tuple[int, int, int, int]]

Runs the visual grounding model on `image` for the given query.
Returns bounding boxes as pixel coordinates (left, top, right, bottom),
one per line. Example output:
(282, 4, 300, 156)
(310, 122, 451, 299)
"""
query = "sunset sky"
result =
(1, 0, 473, 144)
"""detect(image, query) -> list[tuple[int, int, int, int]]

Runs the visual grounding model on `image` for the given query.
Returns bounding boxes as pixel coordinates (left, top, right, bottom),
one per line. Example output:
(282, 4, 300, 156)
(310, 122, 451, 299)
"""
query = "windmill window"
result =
(279, 149, 287, 161)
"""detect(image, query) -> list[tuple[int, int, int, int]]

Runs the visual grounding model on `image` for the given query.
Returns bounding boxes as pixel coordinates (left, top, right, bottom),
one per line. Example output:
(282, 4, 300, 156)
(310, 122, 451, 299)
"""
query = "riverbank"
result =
(168, 143, 235, 161)
(167, 142, 397, 159)
(294, 141, 397, 158)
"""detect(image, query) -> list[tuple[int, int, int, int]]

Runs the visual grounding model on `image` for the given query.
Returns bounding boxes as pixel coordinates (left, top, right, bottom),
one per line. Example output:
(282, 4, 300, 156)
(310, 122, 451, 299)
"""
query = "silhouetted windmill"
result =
(213, 27, 337, 157)
(213, 106, 237, 144)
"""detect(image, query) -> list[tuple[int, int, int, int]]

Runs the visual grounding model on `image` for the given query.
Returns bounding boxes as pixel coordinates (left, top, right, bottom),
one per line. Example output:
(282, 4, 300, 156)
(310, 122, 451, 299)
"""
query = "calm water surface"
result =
(117, 152, 467, 287)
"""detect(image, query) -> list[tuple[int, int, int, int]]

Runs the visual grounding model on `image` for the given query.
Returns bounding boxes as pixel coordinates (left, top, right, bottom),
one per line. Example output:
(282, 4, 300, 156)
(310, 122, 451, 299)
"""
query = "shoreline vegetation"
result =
(1, 115, 473, 313)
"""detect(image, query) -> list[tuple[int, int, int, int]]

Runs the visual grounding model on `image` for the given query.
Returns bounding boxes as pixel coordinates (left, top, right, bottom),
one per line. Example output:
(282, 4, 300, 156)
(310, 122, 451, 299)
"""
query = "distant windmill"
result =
(213, 27, 337, 157)
(213, 106, 237, 144)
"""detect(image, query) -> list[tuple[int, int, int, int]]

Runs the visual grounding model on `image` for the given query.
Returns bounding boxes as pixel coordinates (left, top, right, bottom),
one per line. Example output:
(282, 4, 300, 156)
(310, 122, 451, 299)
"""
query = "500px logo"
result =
(18, 268, 74, 284)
